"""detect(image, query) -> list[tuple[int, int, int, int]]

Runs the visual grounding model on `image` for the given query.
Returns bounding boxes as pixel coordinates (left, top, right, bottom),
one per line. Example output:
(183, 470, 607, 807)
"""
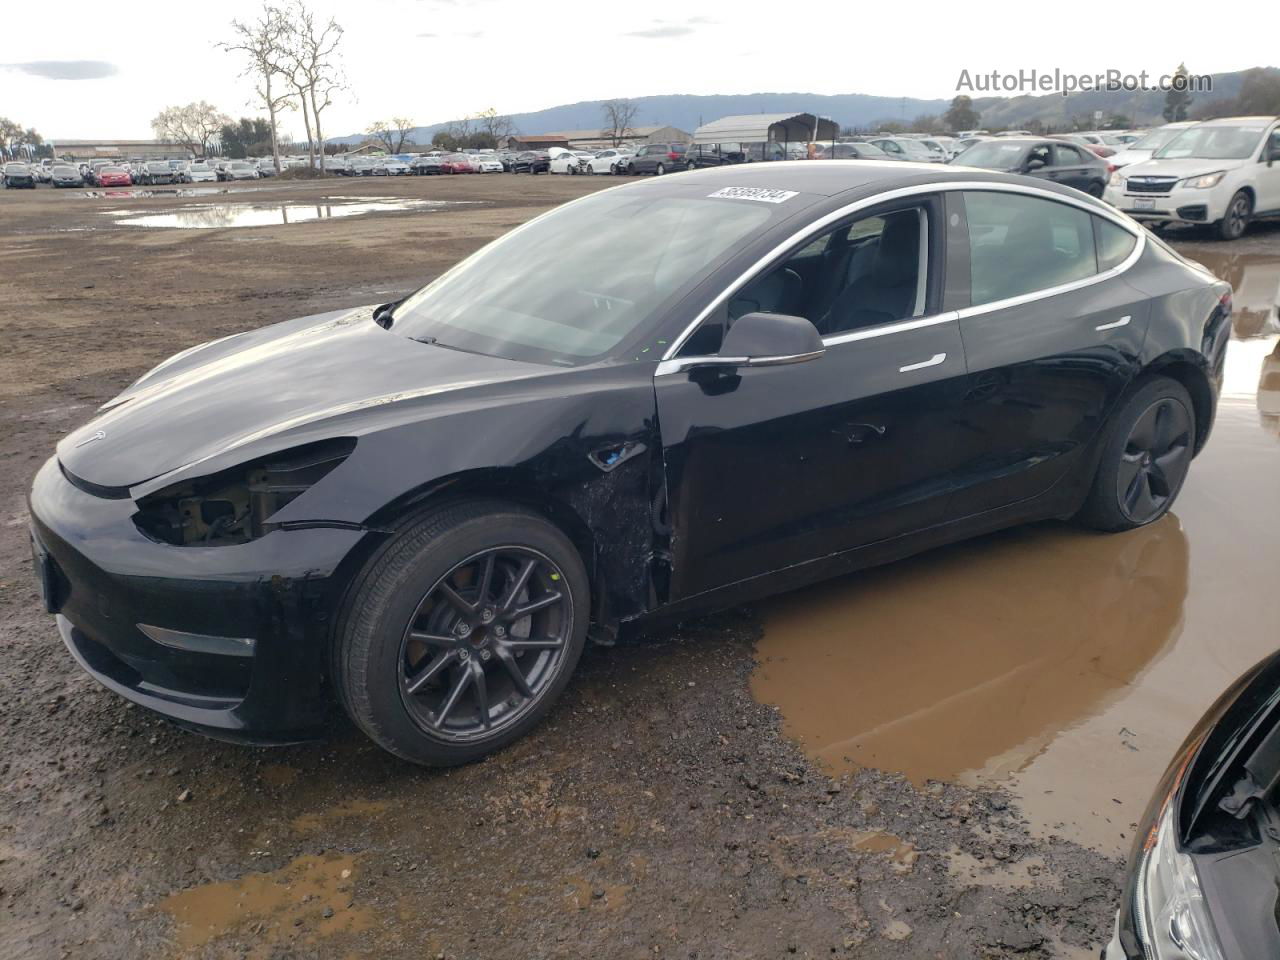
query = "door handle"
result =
(1095, 315, 1131, 331)
(899, 352, 946, 373)
(840, 422, 887, 445)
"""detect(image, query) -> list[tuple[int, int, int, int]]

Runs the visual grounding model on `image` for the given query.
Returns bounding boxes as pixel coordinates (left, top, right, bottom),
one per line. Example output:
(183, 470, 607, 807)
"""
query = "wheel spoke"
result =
(1126, 471, 1158, 520)
(493, 646, 534, 698)
(470, 660, 491, 729)
(433, 667, 472, 728)
(509, 591, 562, 621)
(437, 582, 476, 617)
(408, 630, 456, 649)
(476, 553, 497, 607)
(1116, 452, 1144, 498)
(1147, 462, 1171, 498)
(499, 558, 537, 613)
(502, 637, 564, 651)
(405, 650, 454, 694)
(1129, 406, 1157, 450)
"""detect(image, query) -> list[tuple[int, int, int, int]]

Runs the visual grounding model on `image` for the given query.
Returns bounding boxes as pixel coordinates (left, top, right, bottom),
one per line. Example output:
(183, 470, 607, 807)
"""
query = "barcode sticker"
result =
(707, 186, 798, 204)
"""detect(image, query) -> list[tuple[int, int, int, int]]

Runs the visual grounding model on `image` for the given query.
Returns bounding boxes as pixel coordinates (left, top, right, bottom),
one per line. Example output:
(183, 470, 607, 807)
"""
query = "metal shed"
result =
(692, 113, 838, 146)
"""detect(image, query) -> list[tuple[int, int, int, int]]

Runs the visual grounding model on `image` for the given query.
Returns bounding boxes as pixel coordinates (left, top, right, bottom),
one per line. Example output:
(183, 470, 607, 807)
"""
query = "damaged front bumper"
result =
(28, 456, 373, 743)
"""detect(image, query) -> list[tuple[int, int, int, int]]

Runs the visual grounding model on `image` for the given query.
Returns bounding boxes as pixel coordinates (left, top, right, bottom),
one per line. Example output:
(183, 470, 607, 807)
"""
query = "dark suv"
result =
(627, 143, 688, 175)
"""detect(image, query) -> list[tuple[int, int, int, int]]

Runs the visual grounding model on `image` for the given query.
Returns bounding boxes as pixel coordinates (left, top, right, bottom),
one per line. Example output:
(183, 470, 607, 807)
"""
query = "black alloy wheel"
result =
(1114, 396, 1193, 524)
(1076, 377, 1196, 531)
(398, 546, 572, 742)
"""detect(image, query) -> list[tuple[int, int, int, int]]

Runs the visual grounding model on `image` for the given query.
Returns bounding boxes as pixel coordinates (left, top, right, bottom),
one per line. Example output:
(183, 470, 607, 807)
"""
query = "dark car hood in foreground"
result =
(58, 306, 549, 491)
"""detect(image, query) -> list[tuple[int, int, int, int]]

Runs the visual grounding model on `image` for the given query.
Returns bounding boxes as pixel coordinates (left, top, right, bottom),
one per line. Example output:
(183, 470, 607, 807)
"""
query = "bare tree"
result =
(282, 1, 345, 171)
(475, 108, 514, 143)
(220, 4, 294, 172)
(601, 99, 639, 146)
(152, 102, 231, 157)
(366, 117, 415, 153)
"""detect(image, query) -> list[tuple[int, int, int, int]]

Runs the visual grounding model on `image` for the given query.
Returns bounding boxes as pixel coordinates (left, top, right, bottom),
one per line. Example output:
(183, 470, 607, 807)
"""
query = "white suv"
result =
(1103, 116, 1280, 240)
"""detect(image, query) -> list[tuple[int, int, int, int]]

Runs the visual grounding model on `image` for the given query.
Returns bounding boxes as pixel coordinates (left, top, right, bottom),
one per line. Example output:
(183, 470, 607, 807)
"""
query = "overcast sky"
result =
(3, 0, 1271, 142)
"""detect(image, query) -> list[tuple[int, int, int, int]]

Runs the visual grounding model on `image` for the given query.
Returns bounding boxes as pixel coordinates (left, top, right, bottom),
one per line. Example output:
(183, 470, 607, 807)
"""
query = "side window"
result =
(1027, 144, 1052, 167)
(1053, 144, 1084, 165)
(727, 206, 930, 337)
(1095, 218, 1138, 271)
(963, 191, 1098, 306)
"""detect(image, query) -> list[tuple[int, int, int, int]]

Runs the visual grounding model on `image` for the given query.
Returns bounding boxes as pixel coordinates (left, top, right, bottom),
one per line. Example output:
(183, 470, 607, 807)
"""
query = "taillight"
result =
(1220, 292, 1232, 313)
(1106, 163, 1117, 174)
(668, 152, 680, 160)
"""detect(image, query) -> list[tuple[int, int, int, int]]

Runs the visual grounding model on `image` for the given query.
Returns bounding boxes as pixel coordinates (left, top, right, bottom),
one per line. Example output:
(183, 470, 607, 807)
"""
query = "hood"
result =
(1108, 147, 1155, 168)
(1120, 157, 1239, 180)
(58, 306, 549, 491)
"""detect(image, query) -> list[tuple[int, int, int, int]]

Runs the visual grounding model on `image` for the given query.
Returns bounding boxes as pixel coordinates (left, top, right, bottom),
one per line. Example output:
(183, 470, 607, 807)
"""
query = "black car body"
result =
(1104, 650, 1280, 960)
(951, 136, 1111, 197)
(3, 162, 37, 188)
(685, 141, 788, 168)
(50, 165, 85, 188)
(410, 155, 443, 175)
(512, 151, 550, 174)
(628, 142, 688, 175)
(29, 162, 1231, 764)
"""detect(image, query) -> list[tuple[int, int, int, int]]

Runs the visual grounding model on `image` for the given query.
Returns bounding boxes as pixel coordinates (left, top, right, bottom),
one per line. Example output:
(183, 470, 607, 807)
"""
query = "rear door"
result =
(944, 188, 1151, 517)
(1050, 143, 1092, 191)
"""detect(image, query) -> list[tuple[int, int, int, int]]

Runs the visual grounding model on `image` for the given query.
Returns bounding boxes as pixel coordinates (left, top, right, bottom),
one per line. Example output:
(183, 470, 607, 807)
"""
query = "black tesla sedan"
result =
(29, 162, 1231, 766)
(1104, 650, 1280, 960)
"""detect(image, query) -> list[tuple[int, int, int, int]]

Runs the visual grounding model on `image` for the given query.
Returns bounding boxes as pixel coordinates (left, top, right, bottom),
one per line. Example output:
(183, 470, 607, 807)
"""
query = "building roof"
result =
(692, 113, 838, 145)
(541, 125, 676, 140)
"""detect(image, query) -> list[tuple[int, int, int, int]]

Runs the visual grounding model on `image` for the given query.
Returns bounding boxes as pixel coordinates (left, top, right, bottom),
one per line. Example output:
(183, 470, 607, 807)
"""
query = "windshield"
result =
(391, 189, 785, 365)
(955, 141, 1026, 168)
(53, 166, 76, 175)
(1154, 124, 1266, 160)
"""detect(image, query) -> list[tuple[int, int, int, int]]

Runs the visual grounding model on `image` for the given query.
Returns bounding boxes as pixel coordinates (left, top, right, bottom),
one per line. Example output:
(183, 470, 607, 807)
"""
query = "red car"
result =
(440, 154, 475, 174)
(96, 166, 133, 187)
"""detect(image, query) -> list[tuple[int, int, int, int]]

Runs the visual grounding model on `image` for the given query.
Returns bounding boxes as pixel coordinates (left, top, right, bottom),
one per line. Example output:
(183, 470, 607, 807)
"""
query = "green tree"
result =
(1163, 63, 1194, 122)
(942, 95, 981, 132)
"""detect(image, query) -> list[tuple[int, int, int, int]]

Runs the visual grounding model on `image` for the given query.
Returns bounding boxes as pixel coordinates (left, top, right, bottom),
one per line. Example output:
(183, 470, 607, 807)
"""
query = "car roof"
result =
(1196, 115, 1278, 126)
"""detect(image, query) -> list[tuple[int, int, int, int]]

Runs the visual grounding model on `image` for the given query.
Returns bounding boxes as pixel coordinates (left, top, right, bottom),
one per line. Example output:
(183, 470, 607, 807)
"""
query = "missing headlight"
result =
(133, 438, 356, 546)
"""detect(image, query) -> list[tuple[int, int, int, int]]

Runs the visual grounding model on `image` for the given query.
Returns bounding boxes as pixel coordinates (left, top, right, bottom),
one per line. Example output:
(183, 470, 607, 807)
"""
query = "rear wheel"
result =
(1086, 181, 1104, 198)
(1075, 377, 1195, 532)
(655, 162, 666, 175)
(334, 501, 589, 766)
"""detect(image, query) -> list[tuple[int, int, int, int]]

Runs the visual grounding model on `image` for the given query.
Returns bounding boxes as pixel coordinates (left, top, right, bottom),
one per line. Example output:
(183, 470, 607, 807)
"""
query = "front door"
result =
(655, 196, 971, 601)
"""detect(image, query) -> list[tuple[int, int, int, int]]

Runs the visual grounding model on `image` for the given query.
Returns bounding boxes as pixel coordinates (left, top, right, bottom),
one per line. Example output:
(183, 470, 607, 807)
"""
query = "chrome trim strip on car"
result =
(654, 349, 825, 376)
(1095, 315, 1132, 331)
(659, 180, 1146, 362)
(899, 352, 947, 373)
(823, 310, 958, 346)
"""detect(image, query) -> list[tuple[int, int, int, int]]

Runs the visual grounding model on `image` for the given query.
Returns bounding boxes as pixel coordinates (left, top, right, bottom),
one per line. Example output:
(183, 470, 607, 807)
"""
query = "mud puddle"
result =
(158, 852, 373, 956)
(111, 197, 476, 229)
(82, 187, 233, 199)
(753, 243, 1280, 854)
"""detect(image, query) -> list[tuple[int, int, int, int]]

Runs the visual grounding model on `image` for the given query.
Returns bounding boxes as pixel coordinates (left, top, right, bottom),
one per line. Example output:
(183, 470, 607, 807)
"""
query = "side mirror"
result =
(717, 312, 824, 366)
(1024, 157, 1046, 172)
(1268, 145, 1280, 165)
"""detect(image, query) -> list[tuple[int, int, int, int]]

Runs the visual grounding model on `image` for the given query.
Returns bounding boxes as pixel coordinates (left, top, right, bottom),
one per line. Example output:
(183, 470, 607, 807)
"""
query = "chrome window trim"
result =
(823, 310, 959, 347)
(658, 180, 1145, 362)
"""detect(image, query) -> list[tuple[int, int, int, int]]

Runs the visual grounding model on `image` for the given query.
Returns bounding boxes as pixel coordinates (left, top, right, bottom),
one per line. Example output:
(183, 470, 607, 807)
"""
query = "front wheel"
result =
(655, 162, 666, 175)
(1218, 190, 1252, 241)
(1075, 377, 1196, 532)
(334, 500, 589, 766)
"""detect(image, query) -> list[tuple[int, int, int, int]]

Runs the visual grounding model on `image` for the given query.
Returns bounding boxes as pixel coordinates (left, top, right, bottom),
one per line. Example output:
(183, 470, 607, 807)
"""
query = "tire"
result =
(333, 500, 590, 766)
(1217, 190, 1252, 241)
(655, 162, 666, 176)
(1075, 376, 1196, 532)
(1086, 181, 1104, 198)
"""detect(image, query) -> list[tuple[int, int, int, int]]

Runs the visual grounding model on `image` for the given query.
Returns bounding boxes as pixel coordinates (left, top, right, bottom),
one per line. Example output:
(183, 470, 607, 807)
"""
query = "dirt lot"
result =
(1, 173, 1278, 960)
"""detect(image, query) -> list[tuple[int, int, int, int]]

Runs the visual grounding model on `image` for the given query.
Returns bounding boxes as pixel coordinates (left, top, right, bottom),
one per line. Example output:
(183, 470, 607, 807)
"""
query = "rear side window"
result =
(962, 191, 1098, 306)
(1053, 144, 1085, 165)
(1095, 218, 1138, 271)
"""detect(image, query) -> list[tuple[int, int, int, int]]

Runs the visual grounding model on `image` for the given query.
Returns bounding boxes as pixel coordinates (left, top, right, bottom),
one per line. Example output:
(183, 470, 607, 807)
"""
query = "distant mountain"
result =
(329, 92, 954, 146)
(330, 68, 1278, 145)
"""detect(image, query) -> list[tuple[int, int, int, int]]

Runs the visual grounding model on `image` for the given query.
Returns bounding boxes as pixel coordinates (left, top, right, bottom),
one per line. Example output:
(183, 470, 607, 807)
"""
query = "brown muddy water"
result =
(752, 240, 1280, 855)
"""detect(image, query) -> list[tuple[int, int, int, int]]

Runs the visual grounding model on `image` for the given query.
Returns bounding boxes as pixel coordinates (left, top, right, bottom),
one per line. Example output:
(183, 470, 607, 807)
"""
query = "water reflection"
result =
(113, 198, 468, 229)
(1184, 247, 1280, 340)
(751, 517, 1188, 785)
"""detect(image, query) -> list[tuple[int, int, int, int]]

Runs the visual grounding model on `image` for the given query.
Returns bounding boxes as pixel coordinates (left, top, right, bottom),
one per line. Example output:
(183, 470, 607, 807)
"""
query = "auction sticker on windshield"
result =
(707, 186, 799, 204)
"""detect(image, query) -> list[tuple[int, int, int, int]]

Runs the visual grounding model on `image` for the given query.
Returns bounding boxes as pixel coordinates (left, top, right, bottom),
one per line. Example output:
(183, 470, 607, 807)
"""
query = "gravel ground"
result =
(2, 172, 1269, 960)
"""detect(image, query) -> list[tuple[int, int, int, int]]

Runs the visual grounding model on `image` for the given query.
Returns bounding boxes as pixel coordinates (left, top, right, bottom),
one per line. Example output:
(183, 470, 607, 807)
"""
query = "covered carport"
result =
(689, 112, 839, 164)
